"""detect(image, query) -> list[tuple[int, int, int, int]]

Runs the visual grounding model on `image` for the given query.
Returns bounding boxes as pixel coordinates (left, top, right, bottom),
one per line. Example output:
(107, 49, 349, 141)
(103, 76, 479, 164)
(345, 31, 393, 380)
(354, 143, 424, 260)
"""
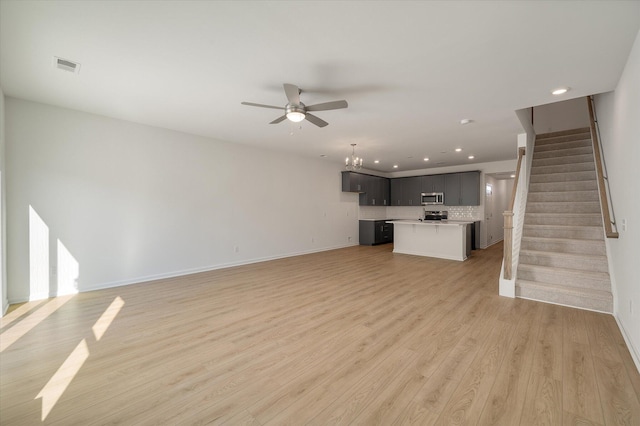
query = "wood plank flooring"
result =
(1, 242, 639, 425)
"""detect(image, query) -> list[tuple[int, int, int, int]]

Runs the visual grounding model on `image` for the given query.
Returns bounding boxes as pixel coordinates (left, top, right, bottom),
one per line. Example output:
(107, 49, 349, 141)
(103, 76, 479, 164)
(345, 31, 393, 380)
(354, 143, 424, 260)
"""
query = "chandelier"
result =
(345, 144, 363, 171)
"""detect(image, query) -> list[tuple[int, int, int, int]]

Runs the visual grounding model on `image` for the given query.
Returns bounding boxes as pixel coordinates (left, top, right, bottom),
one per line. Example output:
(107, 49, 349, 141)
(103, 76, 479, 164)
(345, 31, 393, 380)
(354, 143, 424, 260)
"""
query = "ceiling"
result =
(1, 1, 639, 173)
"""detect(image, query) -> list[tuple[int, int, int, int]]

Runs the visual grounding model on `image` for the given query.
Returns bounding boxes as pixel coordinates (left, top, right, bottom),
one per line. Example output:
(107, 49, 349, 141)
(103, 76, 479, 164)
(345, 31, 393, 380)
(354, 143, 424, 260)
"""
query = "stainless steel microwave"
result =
(421, 192, 444, 205)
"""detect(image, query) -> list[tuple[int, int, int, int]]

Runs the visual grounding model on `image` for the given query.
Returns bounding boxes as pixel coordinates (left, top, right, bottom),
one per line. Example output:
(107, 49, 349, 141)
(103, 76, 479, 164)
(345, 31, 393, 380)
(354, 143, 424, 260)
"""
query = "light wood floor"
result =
(2, 242, 639, 425)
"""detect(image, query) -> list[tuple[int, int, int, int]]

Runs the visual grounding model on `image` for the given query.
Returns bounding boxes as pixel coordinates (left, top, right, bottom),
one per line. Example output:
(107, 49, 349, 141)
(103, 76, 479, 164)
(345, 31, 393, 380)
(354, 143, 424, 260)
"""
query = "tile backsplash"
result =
(359, 205, 481, 220)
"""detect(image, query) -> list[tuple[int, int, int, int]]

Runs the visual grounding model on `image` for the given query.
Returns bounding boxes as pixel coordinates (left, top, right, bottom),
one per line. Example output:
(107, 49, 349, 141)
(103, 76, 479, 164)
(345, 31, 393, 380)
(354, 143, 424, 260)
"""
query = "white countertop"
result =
(386, 220, 473, 226)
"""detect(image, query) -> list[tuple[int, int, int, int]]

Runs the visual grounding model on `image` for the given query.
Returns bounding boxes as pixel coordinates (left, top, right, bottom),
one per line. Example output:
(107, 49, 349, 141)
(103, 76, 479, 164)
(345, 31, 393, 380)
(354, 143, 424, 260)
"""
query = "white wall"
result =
(533, 97, 590, 134)
(5, 98, 359, 303)
(0, 88, 7, 315)
(484, 176, 513, 247)
(594, 29, 640, 370)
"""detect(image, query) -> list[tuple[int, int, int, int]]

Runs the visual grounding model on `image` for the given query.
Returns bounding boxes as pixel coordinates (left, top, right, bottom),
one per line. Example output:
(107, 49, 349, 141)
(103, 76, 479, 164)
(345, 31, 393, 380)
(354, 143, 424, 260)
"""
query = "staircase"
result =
(516, 127, 613, 313)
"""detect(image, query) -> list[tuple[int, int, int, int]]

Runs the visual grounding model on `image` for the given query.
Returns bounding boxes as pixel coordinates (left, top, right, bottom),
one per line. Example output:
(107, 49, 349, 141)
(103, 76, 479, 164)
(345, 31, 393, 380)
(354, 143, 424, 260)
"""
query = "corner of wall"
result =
(0, 87, 7, 317)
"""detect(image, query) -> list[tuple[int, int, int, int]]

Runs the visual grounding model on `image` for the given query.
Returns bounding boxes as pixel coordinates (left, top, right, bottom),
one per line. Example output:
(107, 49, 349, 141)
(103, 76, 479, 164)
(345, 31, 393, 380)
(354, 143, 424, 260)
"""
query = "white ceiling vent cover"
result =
(53, 56, 81, 74)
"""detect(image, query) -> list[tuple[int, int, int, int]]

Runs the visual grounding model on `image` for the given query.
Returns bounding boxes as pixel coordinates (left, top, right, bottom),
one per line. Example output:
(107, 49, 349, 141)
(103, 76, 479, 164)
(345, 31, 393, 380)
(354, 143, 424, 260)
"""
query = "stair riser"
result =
(526, 202, 600, 214)
(517, 268, 610, 291)
(535, 139, 592, 152)
(516, 285, 612, 313)
(529, 171, 596, 183)
(531, 162, 595, 175)
(527, 191, 598, 203)
(523, 227, 604, 240)
(536, 131, 591, 144)
(532, 154, 594, 167)
(534, 147, 593, 159)
(519, 253, 609, 273)
(521, 239, 606, 255)
(529, 180, 598, 192)
(524, 215, 602, 226)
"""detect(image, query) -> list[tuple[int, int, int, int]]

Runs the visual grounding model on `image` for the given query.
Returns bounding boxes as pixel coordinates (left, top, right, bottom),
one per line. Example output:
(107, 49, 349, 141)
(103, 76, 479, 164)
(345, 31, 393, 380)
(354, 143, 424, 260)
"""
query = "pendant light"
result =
(345, 144, 363, 171)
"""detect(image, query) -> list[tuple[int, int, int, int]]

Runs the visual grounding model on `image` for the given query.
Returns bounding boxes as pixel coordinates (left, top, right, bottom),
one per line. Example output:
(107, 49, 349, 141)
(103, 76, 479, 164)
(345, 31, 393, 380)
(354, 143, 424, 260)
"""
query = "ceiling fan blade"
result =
(306, 100, 348, 112)
(270, 115, 287, 124)
(305, 113, 329, 128)
(241, 102, 283, 110)
(283, 83, 301, 105)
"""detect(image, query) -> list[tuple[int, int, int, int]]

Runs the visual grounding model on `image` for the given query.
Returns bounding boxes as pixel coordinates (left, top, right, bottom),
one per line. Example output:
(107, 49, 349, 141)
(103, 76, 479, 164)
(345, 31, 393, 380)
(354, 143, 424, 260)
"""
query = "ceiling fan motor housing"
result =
(286, 102, 306, 115)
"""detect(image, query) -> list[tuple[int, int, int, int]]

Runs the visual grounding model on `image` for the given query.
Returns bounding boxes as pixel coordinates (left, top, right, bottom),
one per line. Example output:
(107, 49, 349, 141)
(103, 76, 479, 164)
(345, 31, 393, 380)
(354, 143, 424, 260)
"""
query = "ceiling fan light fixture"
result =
(286, 111, 306, 122)
(285, 103, 306, 123)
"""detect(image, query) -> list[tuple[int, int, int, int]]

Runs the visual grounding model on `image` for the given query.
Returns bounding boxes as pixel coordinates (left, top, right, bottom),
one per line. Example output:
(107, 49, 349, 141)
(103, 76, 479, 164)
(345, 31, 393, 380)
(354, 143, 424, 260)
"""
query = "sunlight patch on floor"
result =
(92, 296, 124, 341)
(0, 295, 74, 352)
(36, 339, 90, 421)
(0, 300, 46, 330)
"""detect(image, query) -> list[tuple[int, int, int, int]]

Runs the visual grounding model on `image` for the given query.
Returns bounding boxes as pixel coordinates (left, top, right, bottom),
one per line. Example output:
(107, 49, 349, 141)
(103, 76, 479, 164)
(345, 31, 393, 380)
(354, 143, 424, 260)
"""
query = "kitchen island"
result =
(386, 220, 472, 261)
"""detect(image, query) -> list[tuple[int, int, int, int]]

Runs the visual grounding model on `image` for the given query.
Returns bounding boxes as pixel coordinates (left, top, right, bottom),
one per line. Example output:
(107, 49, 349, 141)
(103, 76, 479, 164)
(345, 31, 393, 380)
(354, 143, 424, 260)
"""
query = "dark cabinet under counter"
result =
(359, 220, 393, 245)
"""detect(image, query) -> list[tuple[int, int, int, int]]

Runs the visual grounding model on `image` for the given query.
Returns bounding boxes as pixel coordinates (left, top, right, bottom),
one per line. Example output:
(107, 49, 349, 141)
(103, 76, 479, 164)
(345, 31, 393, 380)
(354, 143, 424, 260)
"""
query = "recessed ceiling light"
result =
(552, 87, 570, 95)
(374, 160, 380, 164)
(510, 174, 516, 178)
(468, 155, 475, 159)
(320, 154, 327, 157)
(423, 157, 429, 161)
(455, 148, 462, 152)
(460, 119, 473, 125)
(393, 165, 398, 169)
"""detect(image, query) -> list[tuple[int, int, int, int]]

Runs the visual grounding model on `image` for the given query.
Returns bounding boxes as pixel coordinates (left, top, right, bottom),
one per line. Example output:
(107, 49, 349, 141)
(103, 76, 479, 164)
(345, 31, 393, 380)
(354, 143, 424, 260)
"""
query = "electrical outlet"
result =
(234, 246, 240, 253)
(348, 236, 352, 242)
(311, 237, 315, 243)
(622, 218, 627, 232)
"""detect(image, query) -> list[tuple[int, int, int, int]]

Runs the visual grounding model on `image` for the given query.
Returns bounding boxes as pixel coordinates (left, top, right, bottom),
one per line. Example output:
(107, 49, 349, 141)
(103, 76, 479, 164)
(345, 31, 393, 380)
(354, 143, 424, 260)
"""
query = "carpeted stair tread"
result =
(527, 190, 599, 202)
(517, 264, 611, 291)
(529, 180, 598, 192)
(526, 201, 600, 214)
(523, 224, 604, 240)
(529, 170, 596, 183)
(519, 249, 609, 272)
(533, 143, 593, 161)
(515, 280, 612, 313)
(521, 236, 606, 255)
(532, 154, 595, 167)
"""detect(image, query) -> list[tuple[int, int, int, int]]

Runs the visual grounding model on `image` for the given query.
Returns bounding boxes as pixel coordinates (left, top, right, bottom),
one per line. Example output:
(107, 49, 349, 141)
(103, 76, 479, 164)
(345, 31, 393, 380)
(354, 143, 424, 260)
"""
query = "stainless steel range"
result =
(424, 210, 448, 221)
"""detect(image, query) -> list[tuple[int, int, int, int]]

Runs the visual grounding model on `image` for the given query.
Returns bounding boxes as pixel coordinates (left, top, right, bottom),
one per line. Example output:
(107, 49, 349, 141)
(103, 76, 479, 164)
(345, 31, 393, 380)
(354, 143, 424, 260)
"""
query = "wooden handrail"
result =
(503, 146, 526, 280)
(587, 97, 619, 239)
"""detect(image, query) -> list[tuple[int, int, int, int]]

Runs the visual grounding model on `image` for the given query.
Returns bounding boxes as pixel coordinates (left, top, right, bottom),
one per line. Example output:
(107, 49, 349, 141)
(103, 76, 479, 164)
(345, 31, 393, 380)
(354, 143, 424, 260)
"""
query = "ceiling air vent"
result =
(53, 56, 81, 74)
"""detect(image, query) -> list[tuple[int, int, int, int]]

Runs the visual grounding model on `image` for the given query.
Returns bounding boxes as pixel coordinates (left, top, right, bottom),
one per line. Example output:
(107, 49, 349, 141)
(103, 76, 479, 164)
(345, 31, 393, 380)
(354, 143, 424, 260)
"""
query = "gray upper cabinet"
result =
(444, 173, 462, 206)
(460, 171, 480, 205)
(423, 175, 445, 193)
(443, 171, 480, 206)
(342, 171, 363, 192)
(343, 170, 479, 206)
(342, 172, 390, 206)
(404, 177, 422, 206)
(390, 178, 403, 206)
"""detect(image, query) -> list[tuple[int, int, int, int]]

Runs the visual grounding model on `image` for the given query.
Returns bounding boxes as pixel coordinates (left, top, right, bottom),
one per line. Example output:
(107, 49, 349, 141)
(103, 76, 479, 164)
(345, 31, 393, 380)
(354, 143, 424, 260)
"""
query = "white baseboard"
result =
(7, 243, 360, 305)
(614, 314, 640, 375)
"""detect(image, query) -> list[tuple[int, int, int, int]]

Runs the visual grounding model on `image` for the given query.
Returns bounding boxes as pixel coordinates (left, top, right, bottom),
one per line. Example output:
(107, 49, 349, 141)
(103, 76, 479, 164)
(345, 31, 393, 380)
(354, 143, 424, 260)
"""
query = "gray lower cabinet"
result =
(359, 220, 393, 245)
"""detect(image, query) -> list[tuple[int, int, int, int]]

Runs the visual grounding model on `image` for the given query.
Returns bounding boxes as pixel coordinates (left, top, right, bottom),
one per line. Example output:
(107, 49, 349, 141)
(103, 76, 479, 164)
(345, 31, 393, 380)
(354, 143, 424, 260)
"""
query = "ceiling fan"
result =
(241, 83, 348, 128)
